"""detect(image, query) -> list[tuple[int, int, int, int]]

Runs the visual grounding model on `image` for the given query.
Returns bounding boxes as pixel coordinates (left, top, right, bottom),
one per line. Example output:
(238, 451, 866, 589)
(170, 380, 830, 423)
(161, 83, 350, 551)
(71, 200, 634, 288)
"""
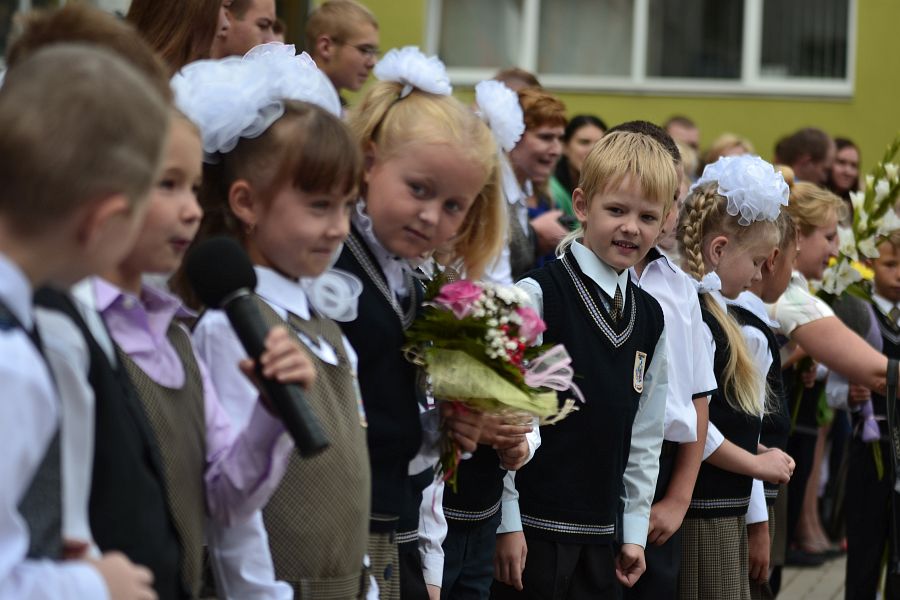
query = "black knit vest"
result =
(869, 307, 900, 438)
(687, 298, 761, 518)
(442, 445, 505, 528)
(514, 252, 664, 544)
(34, 289, 185, 599)
(335, 228, 425, 533)
(730, 303, 790, 506)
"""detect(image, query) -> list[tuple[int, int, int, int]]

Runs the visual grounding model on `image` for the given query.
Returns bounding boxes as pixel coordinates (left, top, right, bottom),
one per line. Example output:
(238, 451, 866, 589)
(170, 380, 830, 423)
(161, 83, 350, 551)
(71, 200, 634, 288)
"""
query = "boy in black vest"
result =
(0, 44, 169, 599)
(845, 230, 900, 599)
(492, 131, 677, 599)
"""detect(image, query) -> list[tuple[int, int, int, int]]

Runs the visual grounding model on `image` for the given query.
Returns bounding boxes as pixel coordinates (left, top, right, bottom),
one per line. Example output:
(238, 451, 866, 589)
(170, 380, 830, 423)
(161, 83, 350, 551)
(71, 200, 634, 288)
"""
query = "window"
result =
(426, 0, 855, 96)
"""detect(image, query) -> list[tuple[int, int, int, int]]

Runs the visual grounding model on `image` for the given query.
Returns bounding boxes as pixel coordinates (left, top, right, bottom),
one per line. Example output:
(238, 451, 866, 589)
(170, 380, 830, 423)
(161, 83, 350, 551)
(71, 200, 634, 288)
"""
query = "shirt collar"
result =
(873, 293, 896, 318)
(630, 246, 677, 283)
(93, 277, 193, 337)
(255, 266, 311, 320)
(571, 240, 629, 300)
(0, 252, 33, 329)
(501, 154, 532, 206)
(732, 290, 781, 328)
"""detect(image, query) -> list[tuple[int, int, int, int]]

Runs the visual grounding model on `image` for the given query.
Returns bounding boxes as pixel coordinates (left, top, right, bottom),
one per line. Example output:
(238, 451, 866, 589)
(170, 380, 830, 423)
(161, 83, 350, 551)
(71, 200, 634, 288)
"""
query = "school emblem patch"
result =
(633, 351, 647, 393)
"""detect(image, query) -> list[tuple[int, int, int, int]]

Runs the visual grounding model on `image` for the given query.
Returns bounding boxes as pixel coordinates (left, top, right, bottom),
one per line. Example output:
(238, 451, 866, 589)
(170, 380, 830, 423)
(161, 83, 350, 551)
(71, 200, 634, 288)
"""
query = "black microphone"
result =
(185, 237, 329, 456)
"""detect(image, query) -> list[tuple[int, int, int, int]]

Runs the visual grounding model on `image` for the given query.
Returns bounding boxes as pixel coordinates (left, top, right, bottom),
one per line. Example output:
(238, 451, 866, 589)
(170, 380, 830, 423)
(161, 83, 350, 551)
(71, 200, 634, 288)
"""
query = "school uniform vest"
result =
(0, 295, 64, 562)
(508, 204, 536, 282)
(730, 304, 790, 506)
(687, 300, 761, 518)
(867, 307, 900, 440)
(34, 289, 185, 600)
(255, 299, 370, 598)
(119, 324, 206, 599)
(442, 445, 505, 527)
(514, 251, 664, 544)
(335, 227, 425, 533)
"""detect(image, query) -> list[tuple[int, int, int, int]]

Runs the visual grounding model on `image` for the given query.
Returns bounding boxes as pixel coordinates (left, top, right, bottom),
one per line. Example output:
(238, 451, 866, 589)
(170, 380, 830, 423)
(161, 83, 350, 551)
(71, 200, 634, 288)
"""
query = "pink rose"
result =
(434, 280, 483, 319)
(516, 306, 547, 344)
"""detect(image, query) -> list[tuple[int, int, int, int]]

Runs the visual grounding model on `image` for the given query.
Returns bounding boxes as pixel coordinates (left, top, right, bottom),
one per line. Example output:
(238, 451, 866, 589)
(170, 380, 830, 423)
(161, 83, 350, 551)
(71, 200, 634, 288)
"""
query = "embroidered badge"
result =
(633, 351, 647, 393)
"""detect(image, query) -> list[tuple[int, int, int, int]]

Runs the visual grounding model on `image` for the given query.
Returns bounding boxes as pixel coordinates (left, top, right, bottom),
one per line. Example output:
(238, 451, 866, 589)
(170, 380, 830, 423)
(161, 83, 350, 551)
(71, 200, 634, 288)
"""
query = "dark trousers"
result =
(624, 442, 679, 600)
(491, 539, 619, 600)
(845, 437, 900, 600)
(442, 511, 502, 599)
(785, 430, 817, 546)
(399, 541, 428, 600)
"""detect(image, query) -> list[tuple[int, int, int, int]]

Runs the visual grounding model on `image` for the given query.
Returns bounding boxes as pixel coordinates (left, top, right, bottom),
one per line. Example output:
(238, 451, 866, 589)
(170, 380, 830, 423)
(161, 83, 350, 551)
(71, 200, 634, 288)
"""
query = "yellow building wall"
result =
(355, 0, 900, 172)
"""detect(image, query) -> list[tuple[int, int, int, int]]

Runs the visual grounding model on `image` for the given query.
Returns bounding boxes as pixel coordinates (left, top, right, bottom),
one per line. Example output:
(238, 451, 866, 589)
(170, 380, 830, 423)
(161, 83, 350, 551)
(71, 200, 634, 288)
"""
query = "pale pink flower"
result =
(516, 306, 547, 344)
(434, 280, 483, 319)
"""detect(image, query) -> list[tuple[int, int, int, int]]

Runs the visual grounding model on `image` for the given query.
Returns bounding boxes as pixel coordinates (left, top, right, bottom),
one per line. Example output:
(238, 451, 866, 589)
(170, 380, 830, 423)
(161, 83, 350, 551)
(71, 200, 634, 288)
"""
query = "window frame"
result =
(425, 0, 857, 98)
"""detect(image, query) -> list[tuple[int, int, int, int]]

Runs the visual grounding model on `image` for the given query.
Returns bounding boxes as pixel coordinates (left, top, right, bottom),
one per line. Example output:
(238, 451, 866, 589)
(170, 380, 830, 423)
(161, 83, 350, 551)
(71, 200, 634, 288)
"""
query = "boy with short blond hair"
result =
(0, 43, 169, 599)
(306, 0, 379, 96)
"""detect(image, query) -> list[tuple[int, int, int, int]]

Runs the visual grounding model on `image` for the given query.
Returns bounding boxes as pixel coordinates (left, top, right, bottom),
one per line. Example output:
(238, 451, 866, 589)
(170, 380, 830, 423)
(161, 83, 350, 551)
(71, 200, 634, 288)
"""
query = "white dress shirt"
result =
(631, 249, 716, 443)
(513, 241, 668, 547)
(0, 254, 108, 600)
(193, 266, 362, 600)
(482, 156, 533, 286)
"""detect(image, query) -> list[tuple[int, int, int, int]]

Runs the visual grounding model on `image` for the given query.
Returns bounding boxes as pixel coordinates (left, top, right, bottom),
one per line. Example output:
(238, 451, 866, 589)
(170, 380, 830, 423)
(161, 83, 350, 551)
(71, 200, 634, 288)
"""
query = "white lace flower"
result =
(875, 179, 891, 203)
(302, 268, 363, 322)
(838, 226, 858, 261)
(373, 46, 452, 97)
(849, 190, 866, 213)
(474, 80, 524, 152)
(877, 208, 900, 236)
(243, 43, 342, 116)
(691, 155, 788, 226)
(859, 236, 881, 259)
(691, 272, 722, 294)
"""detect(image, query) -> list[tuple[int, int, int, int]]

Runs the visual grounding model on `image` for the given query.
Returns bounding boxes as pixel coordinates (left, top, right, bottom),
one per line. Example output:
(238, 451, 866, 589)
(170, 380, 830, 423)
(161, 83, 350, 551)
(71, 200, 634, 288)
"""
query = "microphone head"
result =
(185, 237, 257, 308)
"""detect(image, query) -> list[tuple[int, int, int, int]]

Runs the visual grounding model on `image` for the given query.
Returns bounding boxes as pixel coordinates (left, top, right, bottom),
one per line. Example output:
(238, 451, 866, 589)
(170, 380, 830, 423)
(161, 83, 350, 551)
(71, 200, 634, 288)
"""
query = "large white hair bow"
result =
(474, 80, 524, 152)
(691, 154, 789, 226)
(373, 46, 452, 98)
(171, 43, 341, 162)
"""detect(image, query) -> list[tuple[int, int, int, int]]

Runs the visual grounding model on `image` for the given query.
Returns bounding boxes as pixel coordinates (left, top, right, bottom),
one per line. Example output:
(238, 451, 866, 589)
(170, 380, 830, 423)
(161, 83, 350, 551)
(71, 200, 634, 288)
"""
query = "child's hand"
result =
(747, 521, 770, 583)
(849, 383, 872, 405)
(90, 552, 157, 600)
(530, 209, 568, 255)
(497, 437, 530, 471)
(615, 543, 646, 587)
(752, 448, 795, 484)
(440, 402, 484, 454)
(494, 531, 528, 591)
(479, 414, 532, 450)
(647, 496, 689, 546)
(239, 326, 316, 409)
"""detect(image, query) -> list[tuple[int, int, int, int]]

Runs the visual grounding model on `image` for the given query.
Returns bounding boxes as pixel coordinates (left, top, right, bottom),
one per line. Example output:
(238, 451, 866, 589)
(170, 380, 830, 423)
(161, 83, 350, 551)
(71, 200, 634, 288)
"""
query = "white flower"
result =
(858, 210, 869, 231)
(859, 236, 881, 259)
(691, 155, 788, 225)
(243, 43, 342, 117)
(866, 174, 875, 190)
(877, 208, 900, 235)
(837, 226, 858, 261)
(875, 179, 891, 203)
(373, 46, 451, 97)
(834, 260, 863, 293)
(849, 190, 866, 213)
(886, 163, 899, 183)
(475, 80, 525, 152)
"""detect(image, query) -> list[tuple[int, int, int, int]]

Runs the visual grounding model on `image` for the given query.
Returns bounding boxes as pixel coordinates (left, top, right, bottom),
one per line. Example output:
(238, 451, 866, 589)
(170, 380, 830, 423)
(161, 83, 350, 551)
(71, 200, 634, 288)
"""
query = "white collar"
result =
(255, 266, 311, 320)
(570, 240, 629, 301)
(352, 200, 426, 298)
(791, 270, 811, 292)
(873, 293, 897, 319)
(630, 246, 677, 283)
(0, 252, 33, 329)
(500, 154, 533, 206)
(732, 290, 781, 328)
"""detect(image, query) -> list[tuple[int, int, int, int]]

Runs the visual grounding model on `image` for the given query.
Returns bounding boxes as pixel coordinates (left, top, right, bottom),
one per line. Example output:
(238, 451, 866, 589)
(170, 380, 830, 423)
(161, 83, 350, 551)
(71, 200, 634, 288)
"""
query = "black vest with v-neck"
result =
(335, 227, 426, 532)
(33, 288, 185, 600)
(869, 306, 900, 437)
(730, 303, 790, 506)
(688, 298, 761, 518)
(513, 250, 664, 544)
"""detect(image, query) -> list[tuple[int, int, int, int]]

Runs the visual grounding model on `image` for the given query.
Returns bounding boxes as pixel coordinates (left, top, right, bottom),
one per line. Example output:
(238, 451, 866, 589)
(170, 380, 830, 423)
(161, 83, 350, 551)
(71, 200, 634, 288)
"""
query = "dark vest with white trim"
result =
(514, 251, 664, 544)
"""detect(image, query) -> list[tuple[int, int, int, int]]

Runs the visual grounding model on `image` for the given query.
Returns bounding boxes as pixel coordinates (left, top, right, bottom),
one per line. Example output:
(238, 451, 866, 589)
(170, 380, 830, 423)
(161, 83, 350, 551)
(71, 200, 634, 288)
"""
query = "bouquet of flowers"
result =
(819, 133, 900, 301)
(405, 275, 583, 491)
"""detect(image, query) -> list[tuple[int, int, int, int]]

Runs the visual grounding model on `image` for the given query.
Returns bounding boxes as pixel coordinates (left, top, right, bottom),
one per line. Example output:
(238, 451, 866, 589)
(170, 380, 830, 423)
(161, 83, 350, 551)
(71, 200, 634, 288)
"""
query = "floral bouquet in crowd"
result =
(818, 133, 900, 301)
(405, 274, 583, 491)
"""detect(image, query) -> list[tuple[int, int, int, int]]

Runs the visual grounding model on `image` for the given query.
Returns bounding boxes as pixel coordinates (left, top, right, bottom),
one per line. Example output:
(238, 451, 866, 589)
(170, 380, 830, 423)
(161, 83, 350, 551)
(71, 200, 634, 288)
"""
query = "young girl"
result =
(676, 155, 794, 600)
(85, 107, 315, 600)
(338, 46, 505, 598)
(179, 47, 374, 598)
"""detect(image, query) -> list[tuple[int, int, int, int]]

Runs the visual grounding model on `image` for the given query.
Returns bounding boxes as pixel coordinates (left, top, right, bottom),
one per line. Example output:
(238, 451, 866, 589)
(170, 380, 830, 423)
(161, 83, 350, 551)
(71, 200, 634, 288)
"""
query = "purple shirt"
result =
(92, 277, 293, 526)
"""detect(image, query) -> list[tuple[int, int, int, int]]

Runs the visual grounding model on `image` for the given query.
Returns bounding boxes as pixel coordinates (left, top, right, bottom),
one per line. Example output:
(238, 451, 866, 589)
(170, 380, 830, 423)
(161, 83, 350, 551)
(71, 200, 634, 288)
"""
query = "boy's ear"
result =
(707, 235, 729, 268)
(228, 180, 257, 229)
(316, 34, 335, 61)
(764, 247, 780, 273)
(571, 188, 588, 224)
(76, 193, 135, 247)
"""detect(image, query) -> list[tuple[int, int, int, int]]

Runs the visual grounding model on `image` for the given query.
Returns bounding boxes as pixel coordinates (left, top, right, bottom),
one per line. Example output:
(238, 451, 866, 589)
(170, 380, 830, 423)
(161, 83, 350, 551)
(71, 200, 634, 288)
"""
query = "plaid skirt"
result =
(679, 515, 750, 600)
(367, 531, 399, 600)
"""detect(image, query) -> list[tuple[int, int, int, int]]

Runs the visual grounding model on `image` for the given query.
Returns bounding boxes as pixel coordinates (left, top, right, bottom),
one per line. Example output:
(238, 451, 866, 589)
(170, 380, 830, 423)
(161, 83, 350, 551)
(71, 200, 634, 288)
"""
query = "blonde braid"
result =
(678, 182, 719, 279)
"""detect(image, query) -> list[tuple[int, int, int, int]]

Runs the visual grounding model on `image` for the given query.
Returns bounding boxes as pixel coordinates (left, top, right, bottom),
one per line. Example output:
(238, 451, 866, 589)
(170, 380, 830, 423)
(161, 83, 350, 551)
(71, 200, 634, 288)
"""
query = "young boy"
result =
(493, 131, 676, 598)
(0, 43, 170, 599)
(306, 0, 379, 100)
(210, 0, 277, 59)
(844, 229, 900, 599)
(483, 87, 568, 285)
(607, 121, 717, 600)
